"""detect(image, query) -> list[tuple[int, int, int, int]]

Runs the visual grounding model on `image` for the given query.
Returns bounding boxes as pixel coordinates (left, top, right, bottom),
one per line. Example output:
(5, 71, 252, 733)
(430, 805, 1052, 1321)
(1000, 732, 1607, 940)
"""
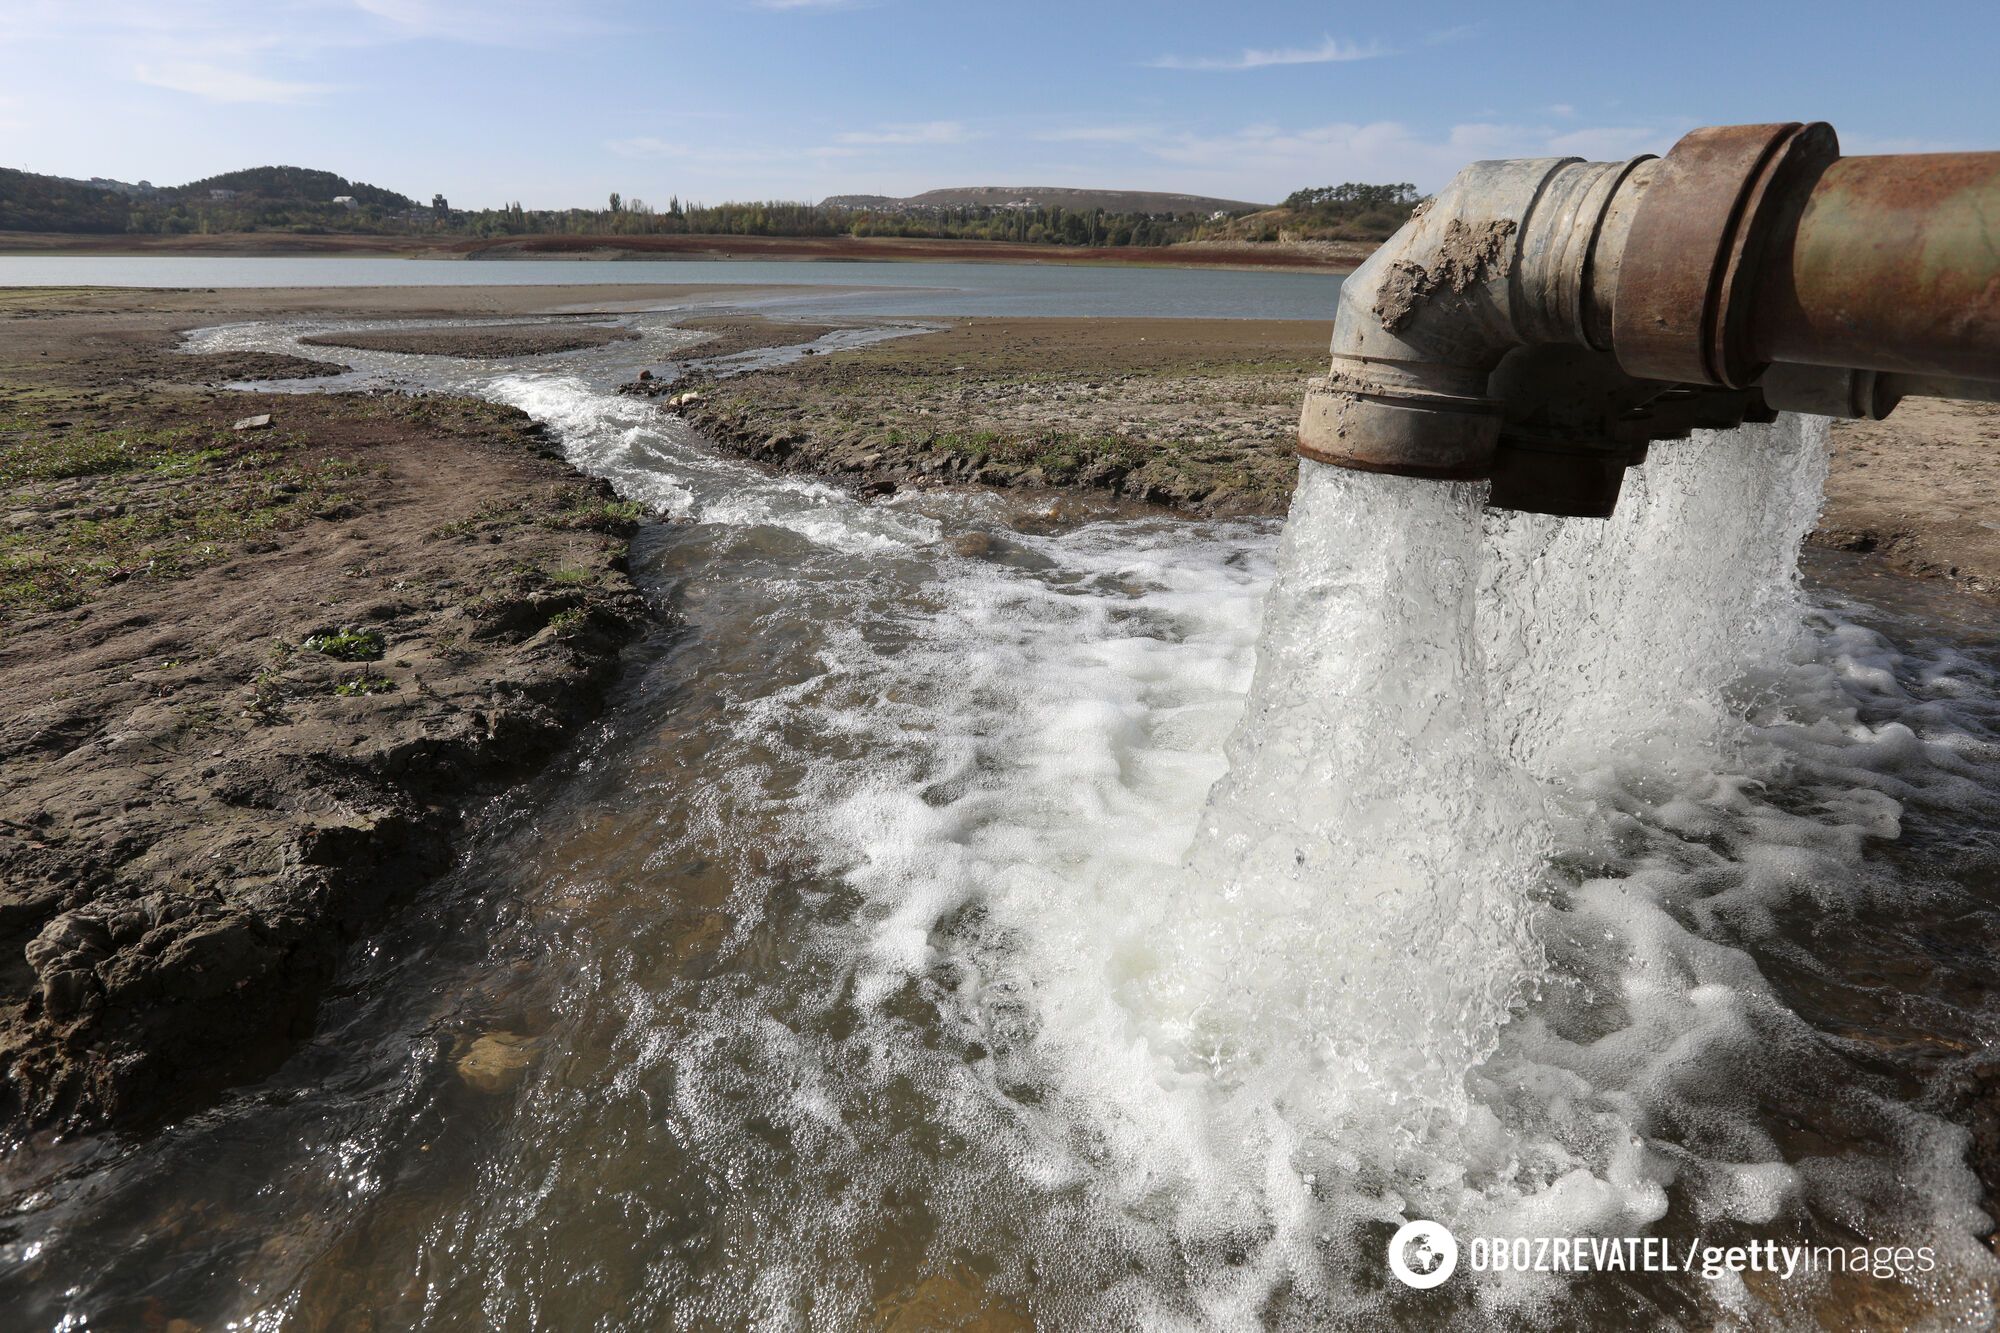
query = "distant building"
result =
(331, 195, 357, 209)
(209, 188, 236, 201)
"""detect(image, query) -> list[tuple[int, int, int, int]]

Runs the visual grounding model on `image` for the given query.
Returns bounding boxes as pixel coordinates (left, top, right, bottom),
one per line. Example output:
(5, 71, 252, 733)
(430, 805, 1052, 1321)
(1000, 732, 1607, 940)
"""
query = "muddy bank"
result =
(662, 318, 1330, 517)
(655, 317, 2000, 586)
(0, 293, 674, 1136)
(301, 322, 638, 359)
(1819, 398, 2000, 592)
(662, 315, 859, 361)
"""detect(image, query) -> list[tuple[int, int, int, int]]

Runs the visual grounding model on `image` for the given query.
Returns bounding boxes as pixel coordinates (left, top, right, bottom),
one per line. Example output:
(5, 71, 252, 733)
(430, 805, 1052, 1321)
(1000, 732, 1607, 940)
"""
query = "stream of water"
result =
(4, 313, 1999, 1329)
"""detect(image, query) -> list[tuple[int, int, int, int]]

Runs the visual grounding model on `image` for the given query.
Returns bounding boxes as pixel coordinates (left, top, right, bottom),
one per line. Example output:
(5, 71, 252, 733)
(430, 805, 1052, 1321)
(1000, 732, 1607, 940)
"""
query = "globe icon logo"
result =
(1387, 1220, 1459, 1289)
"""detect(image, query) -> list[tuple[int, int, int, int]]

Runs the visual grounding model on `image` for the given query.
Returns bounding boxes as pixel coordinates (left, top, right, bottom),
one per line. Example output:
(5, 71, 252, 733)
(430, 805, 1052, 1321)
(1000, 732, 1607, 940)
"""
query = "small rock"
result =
(232, 414, 273, 432)
(636, 369, 653, 382)
(41, 969, 95, 1019)
(456, 1031, 536, 1095)
(950, 532, 993, 558)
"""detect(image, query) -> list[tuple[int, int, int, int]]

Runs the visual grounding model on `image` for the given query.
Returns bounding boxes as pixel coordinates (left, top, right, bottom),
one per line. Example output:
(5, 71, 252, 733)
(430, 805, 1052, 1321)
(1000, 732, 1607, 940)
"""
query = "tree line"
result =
(1, 167, 1425, 247)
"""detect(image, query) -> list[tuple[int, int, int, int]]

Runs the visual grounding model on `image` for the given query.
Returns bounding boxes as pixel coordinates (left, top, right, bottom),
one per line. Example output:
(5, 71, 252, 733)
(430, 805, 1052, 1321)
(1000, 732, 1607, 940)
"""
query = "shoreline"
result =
(0, 286, 749, 1137)
(3, 283, 1994, 1141)
(0, 229, 1368, 273)
(635, 315, 2000, 592)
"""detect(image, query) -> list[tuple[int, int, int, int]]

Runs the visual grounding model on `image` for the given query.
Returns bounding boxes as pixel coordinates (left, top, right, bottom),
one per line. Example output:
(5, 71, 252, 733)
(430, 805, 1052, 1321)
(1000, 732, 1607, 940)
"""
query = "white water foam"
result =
(804, 414, 2000, 1325)
(488, 372, 943, 554)
(169, 318, 1999, 1326)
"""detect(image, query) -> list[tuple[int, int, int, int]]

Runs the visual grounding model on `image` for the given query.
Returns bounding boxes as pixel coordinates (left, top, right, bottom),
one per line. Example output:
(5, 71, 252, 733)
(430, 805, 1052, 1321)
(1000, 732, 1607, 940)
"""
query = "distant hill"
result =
(0, 164, 421, 235)
(822, 186, 1268, 216)
(173, 166, 415, 210)
(0, 169, 148, 233)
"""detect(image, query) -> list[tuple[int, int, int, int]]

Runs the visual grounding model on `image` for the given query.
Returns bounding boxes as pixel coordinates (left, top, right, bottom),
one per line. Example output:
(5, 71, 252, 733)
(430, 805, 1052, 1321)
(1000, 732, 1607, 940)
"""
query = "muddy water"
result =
(4, 318, 2000, 1329)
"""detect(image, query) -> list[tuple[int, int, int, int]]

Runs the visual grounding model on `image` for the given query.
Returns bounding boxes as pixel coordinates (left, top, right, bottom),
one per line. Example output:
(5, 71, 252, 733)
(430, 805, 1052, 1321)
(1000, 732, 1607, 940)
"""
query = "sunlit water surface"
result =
(2, 313, 1998, 1330)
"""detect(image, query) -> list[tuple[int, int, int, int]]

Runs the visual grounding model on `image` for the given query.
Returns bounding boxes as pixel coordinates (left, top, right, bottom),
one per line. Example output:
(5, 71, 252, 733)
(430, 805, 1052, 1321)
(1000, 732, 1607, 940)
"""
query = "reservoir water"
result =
(0, 255, 1342, 321)
(2, 271, 1998, 1328)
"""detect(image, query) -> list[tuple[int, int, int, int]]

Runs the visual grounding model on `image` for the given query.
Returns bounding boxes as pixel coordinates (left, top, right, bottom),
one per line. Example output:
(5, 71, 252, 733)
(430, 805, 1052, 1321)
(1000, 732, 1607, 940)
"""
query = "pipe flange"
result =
(1298, 376, 1499, 480)
(1611, 122, 1840, 387)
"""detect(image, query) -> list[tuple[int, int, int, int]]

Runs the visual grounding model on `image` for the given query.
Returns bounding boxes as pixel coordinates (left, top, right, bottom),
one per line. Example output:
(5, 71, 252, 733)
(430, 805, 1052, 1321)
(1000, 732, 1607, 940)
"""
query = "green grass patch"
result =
(544, 492, 642, 534)
(302, 627, 385, 661)
(0, 431, 360, 622)
(332, 674, 395, 697)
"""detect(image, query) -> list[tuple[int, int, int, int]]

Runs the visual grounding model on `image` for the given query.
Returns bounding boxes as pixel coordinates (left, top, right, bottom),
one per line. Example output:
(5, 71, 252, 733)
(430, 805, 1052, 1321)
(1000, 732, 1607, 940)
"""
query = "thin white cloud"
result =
(1108, 118, 1687, 197)
(1425, 23, 1481, 46)
(835, 120, 971, 145)
(1148, 36, 1383, 72)
(350, 0, 605, 44)
(133, 61, 333, 104)
(1033, 124, 1164, 144)
(607, 136, 689, 159)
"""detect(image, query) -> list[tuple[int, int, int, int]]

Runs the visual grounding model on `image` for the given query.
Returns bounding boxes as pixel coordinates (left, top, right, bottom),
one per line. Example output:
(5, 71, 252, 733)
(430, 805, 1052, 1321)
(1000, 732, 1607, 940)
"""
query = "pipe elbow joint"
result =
(1297, 120, 2000, 518)
(1298, 155, 1641, 480)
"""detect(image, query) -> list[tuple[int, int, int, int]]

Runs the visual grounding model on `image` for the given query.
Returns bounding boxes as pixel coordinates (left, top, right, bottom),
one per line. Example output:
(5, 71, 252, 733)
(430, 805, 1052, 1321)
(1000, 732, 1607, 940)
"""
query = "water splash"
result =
(865, 414, 1997, 1323)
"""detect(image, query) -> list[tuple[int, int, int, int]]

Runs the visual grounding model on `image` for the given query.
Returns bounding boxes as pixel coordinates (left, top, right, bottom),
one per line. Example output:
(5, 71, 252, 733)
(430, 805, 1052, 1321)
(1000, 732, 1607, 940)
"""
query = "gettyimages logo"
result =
(1383, 1220, 1939, 1289)
(1387, 1220, 1459, 1289)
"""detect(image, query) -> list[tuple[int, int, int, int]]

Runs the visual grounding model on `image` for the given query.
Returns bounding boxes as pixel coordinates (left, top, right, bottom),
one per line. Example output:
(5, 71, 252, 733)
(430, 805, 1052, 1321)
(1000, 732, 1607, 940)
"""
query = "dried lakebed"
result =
(0, 296, 662, 1135)
(4, 291, 2000, 1328)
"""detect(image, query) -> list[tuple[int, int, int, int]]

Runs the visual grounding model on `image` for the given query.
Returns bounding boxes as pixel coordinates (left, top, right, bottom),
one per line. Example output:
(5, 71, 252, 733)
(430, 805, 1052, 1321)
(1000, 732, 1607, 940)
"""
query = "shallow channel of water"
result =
(2, 312, 1997, 1329)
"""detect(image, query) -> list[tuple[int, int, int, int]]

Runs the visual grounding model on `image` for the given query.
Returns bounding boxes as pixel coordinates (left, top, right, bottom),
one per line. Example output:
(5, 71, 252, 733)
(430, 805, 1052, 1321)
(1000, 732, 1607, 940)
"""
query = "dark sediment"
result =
(300, 322, 638, 359)
(643, 317, 1331, 518)
(0, 309, 651, 1137)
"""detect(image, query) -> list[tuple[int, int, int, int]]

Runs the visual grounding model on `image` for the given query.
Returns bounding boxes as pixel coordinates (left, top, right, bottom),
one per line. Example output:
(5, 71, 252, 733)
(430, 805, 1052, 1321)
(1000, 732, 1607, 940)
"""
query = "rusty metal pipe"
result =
(1299, 121, 2000, 518)
(1752, 152, 2000, 379)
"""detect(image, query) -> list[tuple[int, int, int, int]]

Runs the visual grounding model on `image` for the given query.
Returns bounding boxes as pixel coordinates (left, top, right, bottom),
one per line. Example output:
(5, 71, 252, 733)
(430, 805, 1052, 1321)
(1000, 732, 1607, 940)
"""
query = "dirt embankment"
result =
(658, 318, 1332, 517)
(300, 322, 638, 359)
(648, 317, 2000, 589)
(1819, 400, 2000, 593)
(659, 315, 858, 361)
(0, 294, 663, 1136)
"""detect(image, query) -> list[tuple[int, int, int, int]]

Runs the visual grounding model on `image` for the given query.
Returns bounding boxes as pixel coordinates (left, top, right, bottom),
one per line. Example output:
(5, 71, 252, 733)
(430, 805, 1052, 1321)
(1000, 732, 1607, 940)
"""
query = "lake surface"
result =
(0, 256, 1343, 321)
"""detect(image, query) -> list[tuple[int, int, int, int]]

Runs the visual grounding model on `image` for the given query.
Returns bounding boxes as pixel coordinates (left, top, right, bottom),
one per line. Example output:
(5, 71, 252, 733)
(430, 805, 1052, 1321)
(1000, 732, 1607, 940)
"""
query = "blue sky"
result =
(3, 1, 1994, 208)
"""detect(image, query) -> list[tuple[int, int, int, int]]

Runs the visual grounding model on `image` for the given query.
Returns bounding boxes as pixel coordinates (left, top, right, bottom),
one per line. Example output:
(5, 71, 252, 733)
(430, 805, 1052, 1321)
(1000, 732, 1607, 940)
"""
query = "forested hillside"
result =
(0, 164, 1421, 247)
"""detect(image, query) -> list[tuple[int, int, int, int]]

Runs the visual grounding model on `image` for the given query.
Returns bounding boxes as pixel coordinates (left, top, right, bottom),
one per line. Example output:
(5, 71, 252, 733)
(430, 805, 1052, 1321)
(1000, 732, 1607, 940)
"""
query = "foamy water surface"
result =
(4, 316, 1998, 1330)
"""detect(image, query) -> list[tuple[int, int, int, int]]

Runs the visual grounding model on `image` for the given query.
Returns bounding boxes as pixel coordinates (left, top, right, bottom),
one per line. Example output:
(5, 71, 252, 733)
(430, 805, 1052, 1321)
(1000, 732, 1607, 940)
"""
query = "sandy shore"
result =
(0, 284, 769, 1136)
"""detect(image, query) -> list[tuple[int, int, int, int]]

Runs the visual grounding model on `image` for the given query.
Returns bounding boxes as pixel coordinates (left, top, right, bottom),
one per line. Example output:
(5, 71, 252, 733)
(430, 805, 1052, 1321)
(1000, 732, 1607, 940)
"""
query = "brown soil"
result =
(659, 318, 2000, 590)
(667, 318, 1333, 516)
(301, 322, 638, 359)
(1820, 400, 2000, 592)
(0, 289, 692, 1137)
(664, 315, 859, 361)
